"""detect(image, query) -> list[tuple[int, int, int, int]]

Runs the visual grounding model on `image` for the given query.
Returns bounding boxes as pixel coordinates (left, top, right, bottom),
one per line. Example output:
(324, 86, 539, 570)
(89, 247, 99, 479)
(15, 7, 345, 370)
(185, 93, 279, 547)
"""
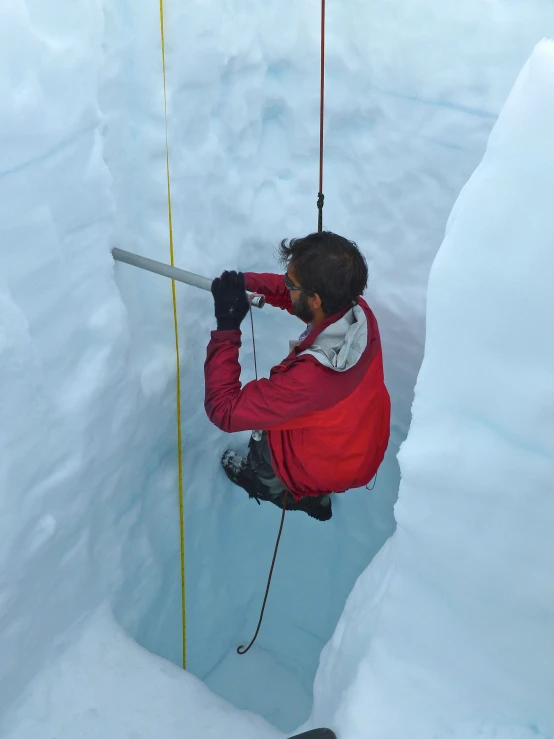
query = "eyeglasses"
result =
(284, 272, 310, 293)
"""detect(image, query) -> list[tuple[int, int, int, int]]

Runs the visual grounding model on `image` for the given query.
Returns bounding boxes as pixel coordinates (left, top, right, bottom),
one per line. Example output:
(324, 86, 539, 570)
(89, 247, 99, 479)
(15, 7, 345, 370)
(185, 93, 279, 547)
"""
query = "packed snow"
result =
(1, 606, 280, 739)
(311, 39, 554, 739)
(1, 0, 554, 737)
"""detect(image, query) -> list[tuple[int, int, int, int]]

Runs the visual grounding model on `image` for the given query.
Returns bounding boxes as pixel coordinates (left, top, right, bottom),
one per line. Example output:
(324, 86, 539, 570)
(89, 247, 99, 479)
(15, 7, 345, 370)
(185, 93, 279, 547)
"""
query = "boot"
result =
(292, 494, 332, 522)
(221, 450, 276, 505)
(221, 450, 332, 521)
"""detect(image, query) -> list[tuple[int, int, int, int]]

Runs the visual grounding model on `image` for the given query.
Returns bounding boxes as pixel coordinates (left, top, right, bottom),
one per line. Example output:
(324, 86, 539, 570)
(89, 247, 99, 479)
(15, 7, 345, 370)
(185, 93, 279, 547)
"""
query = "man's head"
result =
(279, 231, 368, 325)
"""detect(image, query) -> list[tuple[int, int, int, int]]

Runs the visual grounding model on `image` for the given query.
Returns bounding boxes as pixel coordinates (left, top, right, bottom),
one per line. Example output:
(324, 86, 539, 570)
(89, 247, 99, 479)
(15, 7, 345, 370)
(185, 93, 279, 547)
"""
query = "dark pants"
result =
(247, 432, 331, 507)
(247, 432, 287, 499)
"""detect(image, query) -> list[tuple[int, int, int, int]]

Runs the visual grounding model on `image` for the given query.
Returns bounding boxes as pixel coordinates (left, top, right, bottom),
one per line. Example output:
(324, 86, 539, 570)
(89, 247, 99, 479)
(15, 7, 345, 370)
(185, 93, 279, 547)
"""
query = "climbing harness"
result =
(159, 0, 187, 670)
(317, 0, 326, 233)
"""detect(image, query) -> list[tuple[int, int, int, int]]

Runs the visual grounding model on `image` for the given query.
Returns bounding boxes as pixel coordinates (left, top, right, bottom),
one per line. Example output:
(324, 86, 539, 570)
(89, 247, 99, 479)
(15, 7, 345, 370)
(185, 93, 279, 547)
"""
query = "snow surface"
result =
(1, 606, 280, 739)
(1, 0, 554, 737)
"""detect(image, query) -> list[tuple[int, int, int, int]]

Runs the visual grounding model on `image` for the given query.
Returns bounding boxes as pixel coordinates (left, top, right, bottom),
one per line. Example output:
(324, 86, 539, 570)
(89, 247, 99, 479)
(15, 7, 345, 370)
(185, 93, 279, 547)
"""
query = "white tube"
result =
(112, 248, 265, 308)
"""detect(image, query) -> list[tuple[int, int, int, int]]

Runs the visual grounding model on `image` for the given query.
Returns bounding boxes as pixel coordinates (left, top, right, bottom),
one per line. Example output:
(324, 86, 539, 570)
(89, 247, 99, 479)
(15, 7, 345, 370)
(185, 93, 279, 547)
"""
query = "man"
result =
(204, 231, 390, 522)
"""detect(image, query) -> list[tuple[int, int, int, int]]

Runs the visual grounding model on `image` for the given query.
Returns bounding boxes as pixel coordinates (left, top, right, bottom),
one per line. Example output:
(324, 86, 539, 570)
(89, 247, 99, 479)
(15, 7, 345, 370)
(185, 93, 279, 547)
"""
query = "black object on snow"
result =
(287, 730, 337, 739)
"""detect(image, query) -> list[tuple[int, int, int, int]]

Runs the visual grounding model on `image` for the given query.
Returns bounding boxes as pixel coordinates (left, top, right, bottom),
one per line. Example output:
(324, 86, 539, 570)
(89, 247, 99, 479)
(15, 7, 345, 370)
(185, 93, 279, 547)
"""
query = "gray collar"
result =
(298, 304, 367, 372)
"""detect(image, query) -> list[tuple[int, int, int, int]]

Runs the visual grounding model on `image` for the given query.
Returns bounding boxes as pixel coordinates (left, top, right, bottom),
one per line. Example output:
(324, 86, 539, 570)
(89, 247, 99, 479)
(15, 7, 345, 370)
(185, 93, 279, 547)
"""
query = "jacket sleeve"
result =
(204, 330, 340, 433)
(244, 272, 294, 314)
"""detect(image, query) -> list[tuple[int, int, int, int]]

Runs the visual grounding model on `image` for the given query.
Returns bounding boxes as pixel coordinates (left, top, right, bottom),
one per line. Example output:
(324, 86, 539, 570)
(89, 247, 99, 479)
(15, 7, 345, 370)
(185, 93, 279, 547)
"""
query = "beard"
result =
(292, 292, 314, 324)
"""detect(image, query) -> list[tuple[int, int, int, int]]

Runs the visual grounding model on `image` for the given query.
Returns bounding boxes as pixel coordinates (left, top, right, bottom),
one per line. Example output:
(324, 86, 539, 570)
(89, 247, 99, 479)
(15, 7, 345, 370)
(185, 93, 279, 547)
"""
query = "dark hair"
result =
(278, 231, 368, 315)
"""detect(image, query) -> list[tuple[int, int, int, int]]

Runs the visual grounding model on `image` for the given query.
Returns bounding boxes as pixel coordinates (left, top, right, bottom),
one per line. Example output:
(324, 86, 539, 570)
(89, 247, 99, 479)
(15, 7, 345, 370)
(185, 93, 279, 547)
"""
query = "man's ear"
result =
(310, 292, 322, 310)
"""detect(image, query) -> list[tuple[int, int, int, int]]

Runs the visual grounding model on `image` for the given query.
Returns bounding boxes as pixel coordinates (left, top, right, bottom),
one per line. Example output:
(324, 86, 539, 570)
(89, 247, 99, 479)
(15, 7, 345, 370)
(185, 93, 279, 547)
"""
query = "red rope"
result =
(317, 0, 326, 233)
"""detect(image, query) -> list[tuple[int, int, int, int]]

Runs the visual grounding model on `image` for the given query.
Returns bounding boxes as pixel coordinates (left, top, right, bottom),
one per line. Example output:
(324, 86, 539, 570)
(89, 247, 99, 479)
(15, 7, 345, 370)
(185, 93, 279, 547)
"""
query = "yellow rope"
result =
(159, 0, 186, 670)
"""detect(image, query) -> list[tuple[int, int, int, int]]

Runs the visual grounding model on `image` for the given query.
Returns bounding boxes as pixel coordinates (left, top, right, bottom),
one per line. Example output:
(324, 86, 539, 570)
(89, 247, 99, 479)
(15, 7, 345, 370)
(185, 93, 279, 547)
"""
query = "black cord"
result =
(237, 490, 288, 655)
(366, 471, 378, 491)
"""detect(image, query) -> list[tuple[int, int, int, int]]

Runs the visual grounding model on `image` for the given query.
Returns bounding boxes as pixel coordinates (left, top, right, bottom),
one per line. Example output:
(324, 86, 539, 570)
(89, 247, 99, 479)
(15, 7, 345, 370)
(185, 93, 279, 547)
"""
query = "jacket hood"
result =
(299, 303, 368, 372)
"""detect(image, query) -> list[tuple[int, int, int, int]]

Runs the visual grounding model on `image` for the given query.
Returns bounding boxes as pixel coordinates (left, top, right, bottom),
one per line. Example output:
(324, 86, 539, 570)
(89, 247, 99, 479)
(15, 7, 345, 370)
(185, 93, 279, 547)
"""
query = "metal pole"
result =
(112, 248, 265, 308)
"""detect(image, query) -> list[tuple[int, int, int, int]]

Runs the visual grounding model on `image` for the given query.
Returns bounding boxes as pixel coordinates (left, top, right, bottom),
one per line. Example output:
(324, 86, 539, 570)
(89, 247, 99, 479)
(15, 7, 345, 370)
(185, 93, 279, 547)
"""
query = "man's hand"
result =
(211, 271, 250, 331)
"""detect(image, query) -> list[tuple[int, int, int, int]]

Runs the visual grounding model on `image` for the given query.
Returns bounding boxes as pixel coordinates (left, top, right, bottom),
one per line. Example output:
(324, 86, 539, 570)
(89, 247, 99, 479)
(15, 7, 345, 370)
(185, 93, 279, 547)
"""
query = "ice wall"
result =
(0, 0, 181, 721)
(311, 40, 554, 738)
(0, 0, 123, 713)
(101, 3, 554, 716)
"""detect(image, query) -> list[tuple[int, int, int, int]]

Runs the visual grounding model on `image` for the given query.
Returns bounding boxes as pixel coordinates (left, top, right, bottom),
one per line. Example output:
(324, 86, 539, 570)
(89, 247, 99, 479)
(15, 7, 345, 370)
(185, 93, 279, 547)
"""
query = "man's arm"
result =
(244, 272, 294, 314)
(204, 331, 341, 433)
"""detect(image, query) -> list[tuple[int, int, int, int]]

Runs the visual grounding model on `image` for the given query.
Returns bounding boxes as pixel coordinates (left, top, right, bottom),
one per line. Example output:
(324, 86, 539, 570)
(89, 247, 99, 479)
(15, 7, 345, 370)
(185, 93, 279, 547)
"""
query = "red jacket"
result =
(204, 273, 390, 500)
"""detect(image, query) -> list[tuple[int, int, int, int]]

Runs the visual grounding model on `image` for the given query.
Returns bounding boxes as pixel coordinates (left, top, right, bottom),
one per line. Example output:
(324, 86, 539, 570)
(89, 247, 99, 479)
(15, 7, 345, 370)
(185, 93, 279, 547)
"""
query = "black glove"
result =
(211, 271, 250, 331)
